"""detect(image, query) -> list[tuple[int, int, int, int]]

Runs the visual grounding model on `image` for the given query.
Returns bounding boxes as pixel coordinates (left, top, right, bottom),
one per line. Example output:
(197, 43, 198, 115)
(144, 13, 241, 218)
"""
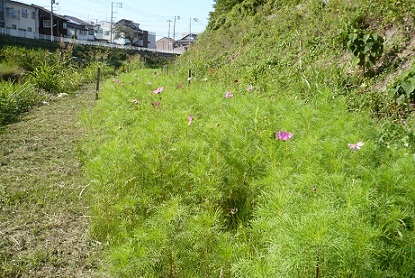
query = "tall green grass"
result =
(81, 67, 415, 277)
(0, 81, 40, 124)
(0, 45, 122, 124)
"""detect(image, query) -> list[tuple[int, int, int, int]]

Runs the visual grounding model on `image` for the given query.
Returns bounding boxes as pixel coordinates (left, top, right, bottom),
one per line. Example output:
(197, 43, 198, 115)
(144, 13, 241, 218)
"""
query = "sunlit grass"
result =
(80, 65, 415, 277)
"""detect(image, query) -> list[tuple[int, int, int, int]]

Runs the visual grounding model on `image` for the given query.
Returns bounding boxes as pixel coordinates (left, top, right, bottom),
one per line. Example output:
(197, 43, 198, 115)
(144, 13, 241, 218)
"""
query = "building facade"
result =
(33, 4, 67, 39)
(0, 0, 5, 28)
(4, 0, 37, 38)
(156, 37, 174, 52)
(64, 15, 94, 41)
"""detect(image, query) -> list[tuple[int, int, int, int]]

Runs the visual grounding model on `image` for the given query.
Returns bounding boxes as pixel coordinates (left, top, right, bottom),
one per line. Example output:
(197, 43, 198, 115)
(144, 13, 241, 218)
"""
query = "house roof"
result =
(156, 37, 175, 43)
(64, 15, 94, 28)
(174, 33, 198, 46)
(31, 4, 67, 21)
(5, 0, 34, 9)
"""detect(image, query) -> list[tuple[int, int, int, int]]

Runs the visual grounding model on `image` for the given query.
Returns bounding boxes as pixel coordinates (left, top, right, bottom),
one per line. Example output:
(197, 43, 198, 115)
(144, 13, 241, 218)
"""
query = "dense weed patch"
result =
(0, 44, 148, 125)
(78, 0, 415, 276)
(81, 67, 415, 276)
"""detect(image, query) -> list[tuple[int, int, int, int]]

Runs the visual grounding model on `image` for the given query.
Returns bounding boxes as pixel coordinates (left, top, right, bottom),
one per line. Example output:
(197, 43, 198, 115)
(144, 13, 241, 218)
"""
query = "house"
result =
(156, 37, 174, 52)
(94, 21, 112, 42)
(115, 19, 149, 47)
(94, 19, 155, 48)
(0, 0, 5, 28)
(4, 0, 37, 39)
(173, 33, 198, 53)
(147, 31, 156, 49)
(64, 15, 94, 41)
(32, 4, 67, 40)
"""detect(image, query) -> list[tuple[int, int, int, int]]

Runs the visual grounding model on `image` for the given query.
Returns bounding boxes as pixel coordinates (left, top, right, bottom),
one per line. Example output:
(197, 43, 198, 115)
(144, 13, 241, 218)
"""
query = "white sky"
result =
(15, 0, 214, 40)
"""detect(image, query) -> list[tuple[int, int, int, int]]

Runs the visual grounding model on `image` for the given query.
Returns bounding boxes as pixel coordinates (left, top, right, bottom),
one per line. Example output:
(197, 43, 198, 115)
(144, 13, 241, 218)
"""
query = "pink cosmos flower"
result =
(230, 207, 238, 214)
(246, 85, 254, 91)
(152, 86, 164, 94)
(276, 131, 293, 141)
(188, 114, 194, 126)
(225, 92, 234, 98)
(348, 142, 364, 151)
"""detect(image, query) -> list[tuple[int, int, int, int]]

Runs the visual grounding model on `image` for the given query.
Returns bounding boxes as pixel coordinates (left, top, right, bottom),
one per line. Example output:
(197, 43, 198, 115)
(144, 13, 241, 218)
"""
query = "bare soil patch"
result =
(0, 86, 108, 277)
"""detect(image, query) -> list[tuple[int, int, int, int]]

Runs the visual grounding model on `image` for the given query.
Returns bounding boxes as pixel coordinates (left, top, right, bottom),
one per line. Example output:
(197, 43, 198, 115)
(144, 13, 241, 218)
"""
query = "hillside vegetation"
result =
(80, 0, 415, 277)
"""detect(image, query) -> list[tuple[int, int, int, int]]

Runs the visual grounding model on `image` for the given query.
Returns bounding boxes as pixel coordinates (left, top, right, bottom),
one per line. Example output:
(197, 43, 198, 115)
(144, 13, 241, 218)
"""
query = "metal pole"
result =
(50, 0, 54, 41)
(167, 19, 172, 39)
(173, 16, 179, 41)
(110, 2, 113, 43)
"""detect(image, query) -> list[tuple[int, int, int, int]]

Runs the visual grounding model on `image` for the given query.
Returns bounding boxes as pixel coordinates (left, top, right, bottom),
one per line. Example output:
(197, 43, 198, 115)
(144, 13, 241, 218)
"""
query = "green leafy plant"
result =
(346, 29, 384, 74)
(390, 66, 415, 105)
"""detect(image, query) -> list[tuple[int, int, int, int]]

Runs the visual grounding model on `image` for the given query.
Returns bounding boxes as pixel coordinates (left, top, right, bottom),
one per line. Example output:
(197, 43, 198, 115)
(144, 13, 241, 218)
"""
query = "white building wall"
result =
(95, 21, 113, 42)
(147, 32, 156, 49)
(4, 1, 36, 39)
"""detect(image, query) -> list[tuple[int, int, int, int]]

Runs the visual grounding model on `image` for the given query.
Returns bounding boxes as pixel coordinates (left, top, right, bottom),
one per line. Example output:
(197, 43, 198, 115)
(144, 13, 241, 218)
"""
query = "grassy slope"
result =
(80, 0, 415, 277)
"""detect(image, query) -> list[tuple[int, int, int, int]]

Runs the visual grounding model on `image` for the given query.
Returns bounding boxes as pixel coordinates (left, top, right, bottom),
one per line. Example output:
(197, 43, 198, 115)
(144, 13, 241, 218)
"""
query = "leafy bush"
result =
(390, 65, 415, 105)
(346, 29, 384, 74)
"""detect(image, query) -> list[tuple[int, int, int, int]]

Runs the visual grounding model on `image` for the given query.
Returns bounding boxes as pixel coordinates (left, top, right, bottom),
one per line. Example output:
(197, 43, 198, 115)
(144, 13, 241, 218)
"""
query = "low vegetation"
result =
(2, 0, 415, 276)
(0, 40, 169, 125)
(79, 0, 415, 276)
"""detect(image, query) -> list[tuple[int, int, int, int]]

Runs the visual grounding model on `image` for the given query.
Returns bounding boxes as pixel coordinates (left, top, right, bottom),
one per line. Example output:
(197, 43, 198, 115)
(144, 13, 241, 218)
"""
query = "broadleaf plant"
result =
(346, 29, 384, 74)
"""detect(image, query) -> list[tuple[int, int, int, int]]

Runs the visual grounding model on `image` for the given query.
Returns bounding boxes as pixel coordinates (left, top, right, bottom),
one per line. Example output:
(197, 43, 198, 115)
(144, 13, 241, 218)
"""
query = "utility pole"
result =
(189, 18, 198, 46)
(50, 0, 55, 41)
(110, 2, 123, 43)
(110, 2, 113, 43)
(189, 18, 197, 37)
(167, 19, 172, 39)
(173, 15, 180, 41)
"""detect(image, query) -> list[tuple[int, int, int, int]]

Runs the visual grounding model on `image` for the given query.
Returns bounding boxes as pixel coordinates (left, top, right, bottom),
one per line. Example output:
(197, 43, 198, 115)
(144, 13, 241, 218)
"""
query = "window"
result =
(21, 9, 28, 18)
(31, 11, 35, 19)
(88, 29, 94, 35)
(27, 27, 32, 32)
(43, 20, 51, 28)
(105, 31, 110, 36)
(63, 22, 67, 29)
(11, 24, 16, 30)
(6, 8, 17, 19)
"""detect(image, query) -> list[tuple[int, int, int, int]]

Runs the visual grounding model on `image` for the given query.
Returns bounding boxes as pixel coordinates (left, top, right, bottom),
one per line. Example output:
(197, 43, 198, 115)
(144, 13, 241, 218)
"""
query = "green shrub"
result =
(390, 65, 415, 105)
(0, 81, 40, 124)
(346, 29, 384, 74)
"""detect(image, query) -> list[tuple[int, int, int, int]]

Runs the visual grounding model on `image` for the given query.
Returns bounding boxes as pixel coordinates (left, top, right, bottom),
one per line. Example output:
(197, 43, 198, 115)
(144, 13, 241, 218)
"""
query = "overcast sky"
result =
(15, 0, 214, 40)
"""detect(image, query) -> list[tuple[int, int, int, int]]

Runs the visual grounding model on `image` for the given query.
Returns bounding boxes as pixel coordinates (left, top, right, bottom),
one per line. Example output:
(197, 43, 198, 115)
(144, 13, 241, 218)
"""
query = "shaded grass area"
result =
(0, 85, 108, 277)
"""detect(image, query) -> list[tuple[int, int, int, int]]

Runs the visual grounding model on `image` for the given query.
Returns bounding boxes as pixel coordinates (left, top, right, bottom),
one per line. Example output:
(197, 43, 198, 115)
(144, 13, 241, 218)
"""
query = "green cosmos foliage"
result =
(81, 65, 415, 276)
(80, 0, 415, 276)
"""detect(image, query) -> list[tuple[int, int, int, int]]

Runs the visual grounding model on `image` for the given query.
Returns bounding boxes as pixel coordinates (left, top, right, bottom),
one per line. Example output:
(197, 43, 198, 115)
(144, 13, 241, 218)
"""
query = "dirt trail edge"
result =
(0, 86, 108, 277)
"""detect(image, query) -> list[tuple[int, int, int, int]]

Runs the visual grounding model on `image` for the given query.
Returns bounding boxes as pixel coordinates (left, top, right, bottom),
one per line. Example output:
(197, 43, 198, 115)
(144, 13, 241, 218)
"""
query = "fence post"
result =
(95, 67, 101, 100)
(188, 69, 192, 86)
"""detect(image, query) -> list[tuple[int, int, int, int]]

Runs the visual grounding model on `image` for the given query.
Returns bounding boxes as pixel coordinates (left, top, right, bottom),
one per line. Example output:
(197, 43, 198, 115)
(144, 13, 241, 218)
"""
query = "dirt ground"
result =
(0, 86, 108, 277)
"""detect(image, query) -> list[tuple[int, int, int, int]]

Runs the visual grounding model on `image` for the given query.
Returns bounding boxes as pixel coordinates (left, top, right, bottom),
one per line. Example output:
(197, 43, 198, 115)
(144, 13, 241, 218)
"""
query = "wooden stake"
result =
(187, 69, 192, 86)
(95, 67, 101, 100)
